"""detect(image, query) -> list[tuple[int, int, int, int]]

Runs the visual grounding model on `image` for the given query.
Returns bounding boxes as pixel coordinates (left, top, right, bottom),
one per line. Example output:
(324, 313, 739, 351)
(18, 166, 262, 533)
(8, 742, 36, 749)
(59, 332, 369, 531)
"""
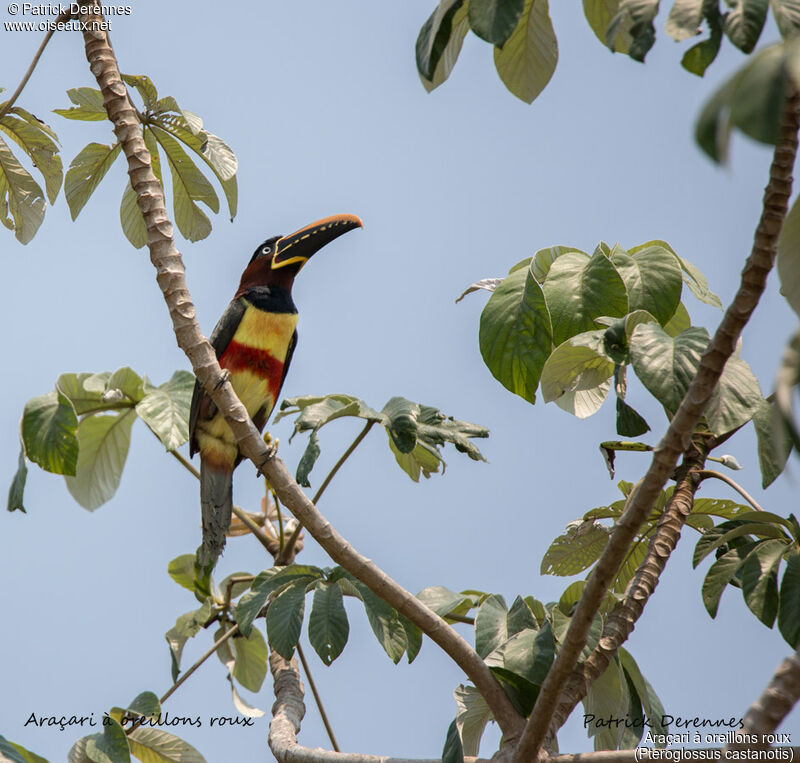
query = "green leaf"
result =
(416, 585, 474, 618)
(771, 0, 800, 38)
(540, 330, 615, 418)
(68, 736, 91, 763)
(85, 717, 130, 763)
(541, 520, 610, 576)
(107, 367, 145, 403)
(741, 538, 787, 627)
(475, 594, 509, 658)
(400, 616, 423, 663)
(606, 0, 660, 61)
(617, 647, 669, 737)
(0, 736, 49, 763)
(507, 595, 538, 636)
(695, 72, 742, 163)
(121, 74, 159, 111)
(0, 134, 46, 243)
(295, 429, 320, 487)
(120, 181, 147, 249)
(230, 626, 268, 692)
(308, 582, 349, 665)
(704, 355, 763, 436)
(265, 578, 308, 659)
(65, 409, 136, 510)
(542, 250, 628, 346)
(730, 44, 788, 144)
(126, 691, 161, 720)
(485, 622, 555, 687)
(616, 398, 650, 437)
(150, 126, 218, 241)
(353, 581, 407, 663)
(778, 551, 800, 647)
(22, 390, 79, 476)
(479, 264, 553, 404)
(671, 248, 722, 308)
(702, 543, 756, 617)
(442, 718, 465, 763)
(167, 554, 197, 592)
(531, 245, 583, 282)
(610, 244, 682, 326)
(663, 301, 691, 336)
(693, 520, 787, 567)
(417, 0, 468, 85)
(583, 657, 630, 750)
(681, 17, 722, 77)
(493, 0, 558, 104)
(7, 443, 28, 512)
(583, 0, 632, 52)
(629, 324, 709, 413)
(64, 141, 122, 220)
(1, 108, 62, 204)
(666, 0, 705, 40)
(55, 373, 115, 416)
(469, 0, 526, 45)
(453, 685, 491, 758)
(136, 371, 194, 451)
(127, 728, 206, 763)
(165, 601, 212, 681)
(778, 192, 800, 320)
(54, 88, 107, 121)
(724, 0, 769, 52)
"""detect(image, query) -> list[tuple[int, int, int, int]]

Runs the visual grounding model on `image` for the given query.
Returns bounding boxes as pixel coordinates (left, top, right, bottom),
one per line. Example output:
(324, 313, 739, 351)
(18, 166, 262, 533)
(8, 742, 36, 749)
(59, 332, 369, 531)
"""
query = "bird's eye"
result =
(261, 245, 272, 255)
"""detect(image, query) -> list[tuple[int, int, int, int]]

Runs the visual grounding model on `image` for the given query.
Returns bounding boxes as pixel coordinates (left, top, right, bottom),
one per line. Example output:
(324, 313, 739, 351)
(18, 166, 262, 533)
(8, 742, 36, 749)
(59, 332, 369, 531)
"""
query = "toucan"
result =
(189, 213, 363, 572)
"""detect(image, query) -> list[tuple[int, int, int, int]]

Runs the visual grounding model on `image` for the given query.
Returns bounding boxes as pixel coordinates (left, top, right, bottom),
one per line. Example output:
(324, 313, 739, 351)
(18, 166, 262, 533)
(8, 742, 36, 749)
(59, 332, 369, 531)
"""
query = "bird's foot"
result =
(214, 369, 231, 390)
(256, 432, 279, 477)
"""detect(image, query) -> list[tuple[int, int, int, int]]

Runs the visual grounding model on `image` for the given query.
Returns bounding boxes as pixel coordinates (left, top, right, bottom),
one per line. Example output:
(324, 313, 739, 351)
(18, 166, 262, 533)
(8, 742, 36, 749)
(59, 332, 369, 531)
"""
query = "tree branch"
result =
(79, 8, 523, 742)
(727, 646, 800, 749)
(512, 88, 800, 762)
(696, 469, 765, 512)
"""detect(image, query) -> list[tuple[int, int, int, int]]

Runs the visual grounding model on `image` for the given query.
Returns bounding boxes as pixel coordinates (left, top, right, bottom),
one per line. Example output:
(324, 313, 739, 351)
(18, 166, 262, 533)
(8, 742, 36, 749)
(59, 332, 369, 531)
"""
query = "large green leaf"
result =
(629, 324, 708, 413)
(681, 8, 723, 77)
(485, 623, 555, 690)
(64, 141, 122, 220)
(0, 134, 46, 243)
(54, 87, 107, 121)
(417, 0, 467, 82)
(493, 0, 558, 104)
(606, 0, 660, 61)
(164, 601, 213, 681)
(85, 717, 130, 763)
(724, 0, 769, 52)
(666, 0, 705, 40)
(771, 0, 800, 38)
(705, 355, 762, 436)
(541, 520, 610, 576)
(453, 685, 492, 757)
(741, 538, 787, 627)
(469, 0, 526, 45)
(702, 543, 755, 617)
(416, 585, 475, 618)
(22, 391, 79, 476)
(64, 409, 137, 510)
(120, 181, 147, 249)
(136, 371, 194, 451)
(442, 719, 463, 763)
(0, 736, 49, 763)
(230, 626, 268, 692)
(475, 594, 508, 658)
(617, 647, 669, 737)
(778, 551, 800, 647)
(610, 244, 682, 325)
(127, 728, 206, 763)
(584, 657, 630, 750)
(542, 250, 628, 346)
(121, 74, 159, 111)
(778, 192, 800, 320)
(350, 581, 407, 663)
(479, 264, 552, 404)
(0, 108, 62, 204)
(583, 0, 632, 52)
(540, 330, 615, 417)
(422, 3, 471, 93)
(308, 581, 349, 665)
(265, 578, 308, 659)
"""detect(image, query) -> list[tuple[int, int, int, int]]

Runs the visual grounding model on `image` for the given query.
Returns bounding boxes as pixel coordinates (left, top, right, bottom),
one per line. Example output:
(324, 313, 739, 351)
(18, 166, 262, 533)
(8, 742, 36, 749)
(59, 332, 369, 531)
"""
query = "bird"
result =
(189, 213, 363, 574)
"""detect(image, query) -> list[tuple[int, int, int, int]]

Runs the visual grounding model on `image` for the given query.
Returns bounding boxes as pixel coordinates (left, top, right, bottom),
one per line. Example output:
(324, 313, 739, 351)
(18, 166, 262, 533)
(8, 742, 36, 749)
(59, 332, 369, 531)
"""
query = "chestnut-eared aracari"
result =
(189, 213, 363, 571)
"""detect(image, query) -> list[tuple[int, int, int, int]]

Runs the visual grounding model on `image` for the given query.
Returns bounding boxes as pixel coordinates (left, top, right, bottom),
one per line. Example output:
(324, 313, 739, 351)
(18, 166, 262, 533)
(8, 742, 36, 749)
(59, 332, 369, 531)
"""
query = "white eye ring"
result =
(261, 245, 272, 255)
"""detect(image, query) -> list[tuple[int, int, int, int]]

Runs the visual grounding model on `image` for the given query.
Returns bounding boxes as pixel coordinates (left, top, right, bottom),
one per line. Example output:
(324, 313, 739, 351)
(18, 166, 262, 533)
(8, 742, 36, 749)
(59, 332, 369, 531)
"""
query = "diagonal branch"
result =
(78, 6, 524, 743)
(512, 88, 800, 762)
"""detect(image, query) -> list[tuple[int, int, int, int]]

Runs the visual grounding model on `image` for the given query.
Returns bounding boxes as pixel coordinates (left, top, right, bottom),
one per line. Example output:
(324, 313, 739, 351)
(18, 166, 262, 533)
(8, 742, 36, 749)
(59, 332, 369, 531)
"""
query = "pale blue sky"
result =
(2, 2, 799, 761)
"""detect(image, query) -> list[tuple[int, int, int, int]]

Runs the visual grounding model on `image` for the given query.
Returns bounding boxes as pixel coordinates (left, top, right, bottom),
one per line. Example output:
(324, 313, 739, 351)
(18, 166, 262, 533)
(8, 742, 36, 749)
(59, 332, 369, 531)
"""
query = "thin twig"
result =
(696, 469, 765, 512)
(276, 420, 375, 565)
(296, 643, 340, 752)
(159, 623, 239, 705)
(0, 19, 64, 121)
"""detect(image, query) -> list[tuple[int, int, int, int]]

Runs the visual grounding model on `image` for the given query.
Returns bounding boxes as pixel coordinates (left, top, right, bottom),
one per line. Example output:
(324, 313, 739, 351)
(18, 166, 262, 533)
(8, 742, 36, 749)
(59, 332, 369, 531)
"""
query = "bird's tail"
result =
(197, 457, 234, 576)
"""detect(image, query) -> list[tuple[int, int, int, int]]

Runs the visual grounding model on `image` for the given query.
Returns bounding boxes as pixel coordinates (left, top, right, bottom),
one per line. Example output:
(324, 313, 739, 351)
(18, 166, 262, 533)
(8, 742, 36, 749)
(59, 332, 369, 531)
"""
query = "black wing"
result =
(189, 298, 247, 455)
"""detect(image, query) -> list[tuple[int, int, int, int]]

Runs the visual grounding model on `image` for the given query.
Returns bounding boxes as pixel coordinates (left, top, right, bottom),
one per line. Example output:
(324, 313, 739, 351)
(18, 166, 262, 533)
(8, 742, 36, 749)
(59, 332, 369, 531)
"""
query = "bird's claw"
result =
(256, 433, 279, 477)
(214, 370, 231, 390)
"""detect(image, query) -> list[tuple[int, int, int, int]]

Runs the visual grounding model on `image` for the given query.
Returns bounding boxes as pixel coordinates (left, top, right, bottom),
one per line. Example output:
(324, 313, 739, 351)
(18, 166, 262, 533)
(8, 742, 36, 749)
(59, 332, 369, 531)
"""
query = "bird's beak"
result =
(272, 213, 363, 270)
